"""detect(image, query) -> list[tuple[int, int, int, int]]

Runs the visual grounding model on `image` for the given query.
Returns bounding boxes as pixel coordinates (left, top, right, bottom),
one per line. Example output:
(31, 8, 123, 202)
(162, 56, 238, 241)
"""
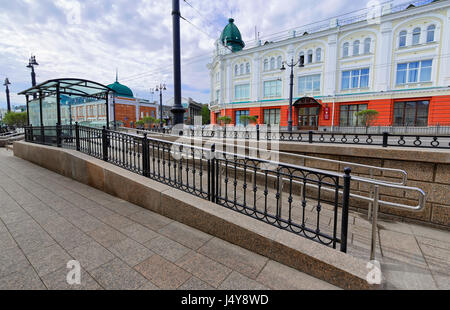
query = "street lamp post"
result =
(155, 83, 166, 131)
(3, 78, 11, 112)
(26, 56, 39, 99)
(280, 56, 304, 132)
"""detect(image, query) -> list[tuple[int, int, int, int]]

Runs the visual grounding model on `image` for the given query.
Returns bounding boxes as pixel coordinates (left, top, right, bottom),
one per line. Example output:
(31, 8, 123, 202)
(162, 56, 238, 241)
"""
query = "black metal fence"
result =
(143, 126, 450, 149)
(24, 124, 352, 252)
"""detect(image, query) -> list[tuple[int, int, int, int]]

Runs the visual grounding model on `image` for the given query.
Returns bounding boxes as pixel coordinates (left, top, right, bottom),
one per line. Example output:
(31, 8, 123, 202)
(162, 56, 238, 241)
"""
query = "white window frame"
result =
(263, 79, 282, 98)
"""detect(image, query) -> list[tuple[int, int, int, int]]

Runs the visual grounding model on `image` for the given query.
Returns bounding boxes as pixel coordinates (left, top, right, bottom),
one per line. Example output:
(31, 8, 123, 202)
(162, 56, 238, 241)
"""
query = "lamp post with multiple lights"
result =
(155, 83, 166, 130)
(3, 78, 11, 112)
(26, 55, 39, 99)
(280, 56, 304, 132)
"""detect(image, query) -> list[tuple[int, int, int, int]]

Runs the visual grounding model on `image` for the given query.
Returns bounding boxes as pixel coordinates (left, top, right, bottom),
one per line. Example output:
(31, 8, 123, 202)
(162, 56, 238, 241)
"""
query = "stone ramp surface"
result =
(0, 148, 337, 290)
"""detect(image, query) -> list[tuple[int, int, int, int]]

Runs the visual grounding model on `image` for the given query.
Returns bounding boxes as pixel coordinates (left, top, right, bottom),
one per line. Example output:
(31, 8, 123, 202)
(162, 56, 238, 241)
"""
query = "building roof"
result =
(107, 81, 134, 98)
(18, 78, 112, 99)
(220, 18, 245, 52)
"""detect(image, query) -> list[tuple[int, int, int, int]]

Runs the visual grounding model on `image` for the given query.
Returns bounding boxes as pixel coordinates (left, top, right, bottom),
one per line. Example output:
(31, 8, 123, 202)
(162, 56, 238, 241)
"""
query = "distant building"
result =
(209, 1, 450, 129)
(61, 77, 158, 128)
(166, 97, 203, 125)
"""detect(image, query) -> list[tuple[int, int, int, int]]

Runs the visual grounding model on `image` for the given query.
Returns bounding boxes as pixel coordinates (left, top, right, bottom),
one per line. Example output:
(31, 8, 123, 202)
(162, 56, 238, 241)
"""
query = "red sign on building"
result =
(324, 107, 330, 120)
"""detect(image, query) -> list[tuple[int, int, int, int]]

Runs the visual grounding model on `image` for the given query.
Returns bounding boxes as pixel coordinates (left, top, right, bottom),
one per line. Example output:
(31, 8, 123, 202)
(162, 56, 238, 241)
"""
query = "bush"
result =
(217, 115, 232, 125)
(355, 109, 379, 132)
(2, 111, 27, 128)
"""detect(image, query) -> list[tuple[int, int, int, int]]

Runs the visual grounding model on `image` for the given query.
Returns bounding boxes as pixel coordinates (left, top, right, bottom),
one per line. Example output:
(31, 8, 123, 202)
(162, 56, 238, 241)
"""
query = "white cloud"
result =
(0, 0, 366, 109)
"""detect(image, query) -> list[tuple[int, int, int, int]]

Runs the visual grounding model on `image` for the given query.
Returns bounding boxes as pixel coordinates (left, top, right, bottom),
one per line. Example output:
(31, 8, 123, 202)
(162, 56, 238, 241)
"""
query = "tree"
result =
(356, 109, 379, 133)
(2, 111, 27, 128)
(135, 120, 145, 128)
(239, 115, 258, 126)
(201, 105, 210, 125)
(142, 116, 157, 128)
(217, 115, 232, 126)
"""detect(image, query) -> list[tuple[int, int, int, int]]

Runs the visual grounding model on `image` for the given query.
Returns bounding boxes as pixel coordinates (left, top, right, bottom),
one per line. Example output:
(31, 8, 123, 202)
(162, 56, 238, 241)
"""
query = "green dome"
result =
(107, 81, 134, 98)
(220, 18, 245, 52)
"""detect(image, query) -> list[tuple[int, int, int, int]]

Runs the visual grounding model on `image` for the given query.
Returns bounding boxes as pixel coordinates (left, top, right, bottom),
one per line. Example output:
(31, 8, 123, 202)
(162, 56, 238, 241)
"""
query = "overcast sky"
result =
(0, 0, 405, 109)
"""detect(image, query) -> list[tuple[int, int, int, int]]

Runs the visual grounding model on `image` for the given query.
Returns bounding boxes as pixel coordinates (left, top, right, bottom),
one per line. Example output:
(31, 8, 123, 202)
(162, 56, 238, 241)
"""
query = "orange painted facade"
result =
(211, 95, 450, 127)
(113, 104, 157, 127)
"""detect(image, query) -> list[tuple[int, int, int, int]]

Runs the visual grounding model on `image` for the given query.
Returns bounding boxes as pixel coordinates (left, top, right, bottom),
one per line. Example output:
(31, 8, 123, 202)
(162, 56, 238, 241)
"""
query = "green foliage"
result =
(201, 105, 210, 125)
(239, 115, 258, 125)
(355, 109, 379, 129)
(135, 120, 145, 127)
(217, 115, 232, 125)
(142, 116, 157, 124)
(2, 111, 27, 127)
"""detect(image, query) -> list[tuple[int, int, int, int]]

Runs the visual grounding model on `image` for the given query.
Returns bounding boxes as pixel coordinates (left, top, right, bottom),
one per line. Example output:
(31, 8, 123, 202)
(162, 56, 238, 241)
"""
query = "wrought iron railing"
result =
(137, 126, 450, 149)
(24, 124, 427, 258)
(25, 124, 352, 251)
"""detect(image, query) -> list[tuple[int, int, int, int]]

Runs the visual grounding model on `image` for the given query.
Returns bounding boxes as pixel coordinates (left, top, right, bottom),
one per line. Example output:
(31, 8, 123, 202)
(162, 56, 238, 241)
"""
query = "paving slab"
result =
(41, 266, 102, 290)
(68, 241, 115, 271)
(198, 237, 268, 279)
(256, 260, 339, 290)
(135, 255, 191, 289)
(26, 243, 72, 277)
(175, 251, 232, 288)
(91, 258, 148, 290)
(144, 235, 190, 263)
(219, 271, 269, 290)
(108, 238, 154, 267)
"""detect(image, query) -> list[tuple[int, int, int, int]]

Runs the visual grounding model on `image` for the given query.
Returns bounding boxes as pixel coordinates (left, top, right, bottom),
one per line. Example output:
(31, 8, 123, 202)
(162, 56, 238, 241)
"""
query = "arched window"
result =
(307, 50, 313, 63)
(399, 30, 407, 47)
(364, 38, 371, 54)
(240, 64, 244, 75)
(263, 59, 269, 71)
(299, 52, 305, 65)
(235, 64, 239, 76)
(277, 56, 282, 69)
(270, 57, 275, 70)
(343, 43, 349, 57)
(353, 40, 360, 56)
(412, 27, 421, 45)
(246, 62, 250, 74)
(427, 25, 435, 43)
(315, 48, 321, 62)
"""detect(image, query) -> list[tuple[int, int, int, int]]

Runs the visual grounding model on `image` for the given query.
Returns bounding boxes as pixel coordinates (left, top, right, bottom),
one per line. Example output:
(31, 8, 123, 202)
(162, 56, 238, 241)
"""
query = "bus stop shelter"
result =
(19, 78, 113, 146)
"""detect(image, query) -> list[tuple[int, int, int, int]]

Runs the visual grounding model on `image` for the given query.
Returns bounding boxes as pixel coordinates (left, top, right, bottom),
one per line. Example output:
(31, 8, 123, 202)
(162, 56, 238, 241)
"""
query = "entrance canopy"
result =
(18, 78, 113, 128)
(293, 96, 321, 107)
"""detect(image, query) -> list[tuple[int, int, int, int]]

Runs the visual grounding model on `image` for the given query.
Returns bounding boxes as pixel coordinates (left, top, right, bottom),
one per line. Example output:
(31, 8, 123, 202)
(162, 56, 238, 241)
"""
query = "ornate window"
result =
(399, 30, 407, 47)
(426, 25, 435, 43)
(343, 43, 349, 57)
(364, 38, 371, 54)
(299, 52, 305, 65)
(412, 27, 421, 45)
(307, 50, 313, 63)
(245, 62, 250, 74)
(263, 59, 269, 71)
(235, 64, 239, 76)
(353, 40, 360, 56)
(277, 56, 282, 69)
(270, 57, 275, 70)
(315, 48, 321, 62)
(240, 64, 244, 75)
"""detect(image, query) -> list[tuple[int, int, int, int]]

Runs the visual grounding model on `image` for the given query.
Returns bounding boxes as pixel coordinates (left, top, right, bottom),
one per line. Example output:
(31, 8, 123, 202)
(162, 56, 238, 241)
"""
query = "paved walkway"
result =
(0, 148, 337, 290)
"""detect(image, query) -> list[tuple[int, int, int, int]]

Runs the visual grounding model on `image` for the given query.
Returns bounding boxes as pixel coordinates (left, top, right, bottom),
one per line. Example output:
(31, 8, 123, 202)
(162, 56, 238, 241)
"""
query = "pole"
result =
(159, 88, 163, 130)
(340, 167, 351, 253)
(5, 84, 11, 112)
(171, 0, 185, 127)
(331, 97, 335, 132)
(288, 59, 294, 133)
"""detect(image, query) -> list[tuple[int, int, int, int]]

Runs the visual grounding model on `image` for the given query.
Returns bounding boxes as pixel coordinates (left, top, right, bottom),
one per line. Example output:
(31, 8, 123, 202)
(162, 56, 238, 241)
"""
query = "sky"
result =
(0, 0, 404, 109)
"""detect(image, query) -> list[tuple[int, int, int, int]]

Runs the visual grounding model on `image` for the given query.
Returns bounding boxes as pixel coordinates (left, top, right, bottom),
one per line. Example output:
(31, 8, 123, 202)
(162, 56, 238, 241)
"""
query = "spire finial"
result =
(116, 68, 118, 83)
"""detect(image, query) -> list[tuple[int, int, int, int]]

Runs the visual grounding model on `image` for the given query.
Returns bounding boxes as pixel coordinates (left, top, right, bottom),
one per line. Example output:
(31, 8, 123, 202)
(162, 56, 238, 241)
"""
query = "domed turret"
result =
(107, 72, 134, 98)
(220, 18, 245, 52)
